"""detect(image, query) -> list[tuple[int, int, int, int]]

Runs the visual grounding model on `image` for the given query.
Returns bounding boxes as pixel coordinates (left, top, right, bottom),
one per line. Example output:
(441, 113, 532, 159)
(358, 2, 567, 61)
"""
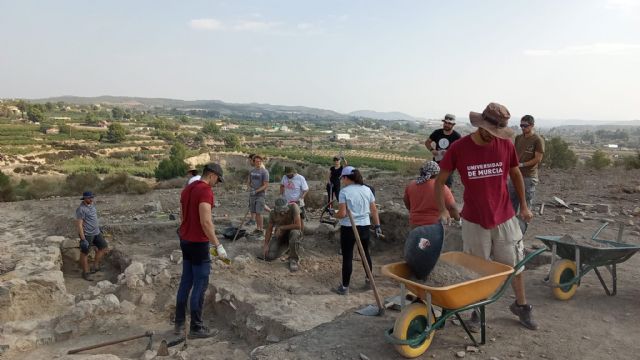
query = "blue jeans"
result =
(175, 240, 211, 330)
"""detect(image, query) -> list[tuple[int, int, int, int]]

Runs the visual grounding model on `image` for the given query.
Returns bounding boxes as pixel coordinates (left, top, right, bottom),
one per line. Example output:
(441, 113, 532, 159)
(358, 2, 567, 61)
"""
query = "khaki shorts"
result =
(461, 216, 524, 268)
(249, 195, 266, 214)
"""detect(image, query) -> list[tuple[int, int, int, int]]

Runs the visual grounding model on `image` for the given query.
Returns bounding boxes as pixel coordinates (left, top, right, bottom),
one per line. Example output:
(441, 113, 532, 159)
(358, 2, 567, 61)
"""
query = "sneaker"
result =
(89, 265, 102, 274)
(334, 284, 349, 296)
(510, 302, 539, 330)
(189, 326, 214, 339)
(174, 323, 185, 335)
(465, 310, 481, 333)
(81, 272, 93, 282)
(289, 259, 299, 272)
(245, 219, 256, 226)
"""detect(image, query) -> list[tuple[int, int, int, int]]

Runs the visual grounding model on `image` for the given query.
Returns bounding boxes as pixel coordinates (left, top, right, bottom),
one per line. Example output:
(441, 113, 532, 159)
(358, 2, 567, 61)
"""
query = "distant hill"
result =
(349, 110, 420, 121)
(33, 96, 352, 122)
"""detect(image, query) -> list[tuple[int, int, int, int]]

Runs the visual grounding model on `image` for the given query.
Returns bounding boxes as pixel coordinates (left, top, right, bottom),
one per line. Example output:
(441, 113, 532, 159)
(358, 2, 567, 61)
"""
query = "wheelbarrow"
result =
(381, 248, 545, 358)
(536, 222, 640, 300)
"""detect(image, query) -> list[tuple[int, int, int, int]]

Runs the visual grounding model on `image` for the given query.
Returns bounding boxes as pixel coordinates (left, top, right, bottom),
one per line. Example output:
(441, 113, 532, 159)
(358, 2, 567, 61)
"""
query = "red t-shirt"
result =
(179, 181, 214, 242)
(439, 135, 518, 229)
(404, 180, 455, 226)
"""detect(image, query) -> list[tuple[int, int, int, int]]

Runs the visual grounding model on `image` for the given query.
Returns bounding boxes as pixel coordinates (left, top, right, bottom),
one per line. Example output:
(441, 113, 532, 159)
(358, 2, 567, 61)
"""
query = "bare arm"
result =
(198, 202, 220, 247)
(425, 138, 437, 155)
(264, 219, 275, 244)
(370, 201, 380, 226)
(279, 184, 285, 196)
(435, 170, 451, 223)
(509, 167, 533, 222)
(256, 181, 269, 193)
(336, 202, 347, 219)
(522, 151, 543, 167)
(76, 219, 85, 240)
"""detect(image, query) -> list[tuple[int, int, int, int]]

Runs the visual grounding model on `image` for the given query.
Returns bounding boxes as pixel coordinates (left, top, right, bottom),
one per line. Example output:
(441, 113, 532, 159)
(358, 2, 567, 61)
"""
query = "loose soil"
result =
(423, 261, 481, 287)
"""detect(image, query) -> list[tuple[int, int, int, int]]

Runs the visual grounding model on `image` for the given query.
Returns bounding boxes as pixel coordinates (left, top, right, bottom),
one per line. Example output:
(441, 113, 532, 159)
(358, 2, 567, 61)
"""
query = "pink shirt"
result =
(439, 135, 518, 229)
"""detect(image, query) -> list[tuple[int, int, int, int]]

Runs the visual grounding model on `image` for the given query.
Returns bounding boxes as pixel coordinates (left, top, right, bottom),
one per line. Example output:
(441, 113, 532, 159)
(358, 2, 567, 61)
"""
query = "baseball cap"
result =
(443, 114, 456, 124)
(340, 166, 356, 177)
(469, 102, 514, 139)
(202, 163, 224, 183)
(521, 115, 535, 125)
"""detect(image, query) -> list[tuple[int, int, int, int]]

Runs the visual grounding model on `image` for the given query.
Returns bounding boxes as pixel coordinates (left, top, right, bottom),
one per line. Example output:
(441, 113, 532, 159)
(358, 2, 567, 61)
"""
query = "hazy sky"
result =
(1, 0, 639, 121)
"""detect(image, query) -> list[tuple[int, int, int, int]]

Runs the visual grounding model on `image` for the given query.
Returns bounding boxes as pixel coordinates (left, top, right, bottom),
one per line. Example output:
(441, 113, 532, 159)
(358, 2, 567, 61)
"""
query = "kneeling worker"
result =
(263, 197, 303, 272)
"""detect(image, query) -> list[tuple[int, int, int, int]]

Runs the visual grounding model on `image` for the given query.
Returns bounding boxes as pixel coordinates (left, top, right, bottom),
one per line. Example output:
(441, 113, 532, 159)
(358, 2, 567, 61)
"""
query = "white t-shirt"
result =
(187, 175, 201, 185)
(280, 174, 309, 203)
(339, 184, 375, 227)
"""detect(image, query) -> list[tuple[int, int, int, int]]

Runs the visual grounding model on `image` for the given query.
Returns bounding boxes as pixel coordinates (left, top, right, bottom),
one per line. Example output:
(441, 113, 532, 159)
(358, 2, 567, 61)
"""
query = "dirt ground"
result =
(1, 167, 640, 360)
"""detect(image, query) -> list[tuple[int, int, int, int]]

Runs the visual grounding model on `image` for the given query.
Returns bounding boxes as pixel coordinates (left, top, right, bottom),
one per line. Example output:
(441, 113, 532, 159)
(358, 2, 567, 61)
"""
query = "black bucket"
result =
(404, 223, 444, 280)
(222, 226, 247, 240)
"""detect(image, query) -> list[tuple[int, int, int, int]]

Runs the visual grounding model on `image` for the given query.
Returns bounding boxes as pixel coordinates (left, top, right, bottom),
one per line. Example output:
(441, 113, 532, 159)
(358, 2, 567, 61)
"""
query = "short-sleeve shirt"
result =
(329, 166, 343, 184)
(404, 180, 455, 226)
(429, 129, 461, 162)
(179, 181, 214, 242)
(280, 174, 309, 203)
(250, 167, 269, 196)
(514, 134, 545, 179)
(269, 203, 301, 227)
(439, 135, 518, 229)
(338, 184, 375, 227)
(76, 203, 100, 236)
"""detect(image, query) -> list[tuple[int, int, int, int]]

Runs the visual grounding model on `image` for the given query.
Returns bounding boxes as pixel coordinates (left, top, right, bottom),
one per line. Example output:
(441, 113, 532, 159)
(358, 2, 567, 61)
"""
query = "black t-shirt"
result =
(428, 129, 461, 161)
(330, 166, 343, 184)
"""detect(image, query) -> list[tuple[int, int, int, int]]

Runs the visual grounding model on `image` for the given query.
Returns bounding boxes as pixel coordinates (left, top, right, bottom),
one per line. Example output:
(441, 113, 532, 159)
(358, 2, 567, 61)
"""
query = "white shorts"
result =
(461, 216, 524, 268)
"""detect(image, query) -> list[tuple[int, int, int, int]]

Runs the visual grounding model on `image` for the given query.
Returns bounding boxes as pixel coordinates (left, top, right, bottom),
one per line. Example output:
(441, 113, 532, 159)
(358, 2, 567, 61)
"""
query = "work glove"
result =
(374, 224, 383, 238)
(210, 244, 228, 259)
(298, 199, 305, 207)
(250, 189, 257, 196)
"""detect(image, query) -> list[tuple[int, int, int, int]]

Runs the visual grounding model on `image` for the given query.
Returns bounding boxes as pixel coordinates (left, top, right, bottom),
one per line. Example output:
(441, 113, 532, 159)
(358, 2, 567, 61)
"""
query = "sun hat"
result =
(469, 102, 514, 139)
(442, 114, 456, 124)
(274, 197, 289, 212)
(202, 163, 224, 183)
(340, 166, 356, 177)
(81, 191, 94, 200)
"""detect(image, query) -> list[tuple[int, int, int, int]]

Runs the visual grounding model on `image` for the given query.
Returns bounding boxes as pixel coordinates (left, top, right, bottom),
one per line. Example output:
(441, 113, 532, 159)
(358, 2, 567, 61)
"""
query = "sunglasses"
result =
(520, 124, 531, 128)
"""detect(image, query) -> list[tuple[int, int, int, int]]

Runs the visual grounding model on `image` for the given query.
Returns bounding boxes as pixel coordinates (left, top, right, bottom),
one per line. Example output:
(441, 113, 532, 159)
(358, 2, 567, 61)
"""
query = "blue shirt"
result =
(339, 184, 375, 227)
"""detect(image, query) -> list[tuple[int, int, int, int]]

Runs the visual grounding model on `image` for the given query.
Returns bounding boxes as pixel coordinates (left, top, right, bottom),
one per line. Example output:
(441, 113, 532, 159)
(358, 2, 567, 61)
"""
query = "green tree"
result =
(39, 122, 53, 133)
(44, 102, 54, 111)
(543, 137, 577, 169)
(585, 150, 611, 170)
(84, 112, 98, 125)
(169, 143, 187, 161)
(179, 115, 189, 123)
(59, 123, 72, 135)
(111, 107, 126, 120)
(223, 134, 241, 149)
(202, 122, 220, 135)
(0, 171, 15, 202)
(27, 105, 45, 123)
(104, 123, 127, 143)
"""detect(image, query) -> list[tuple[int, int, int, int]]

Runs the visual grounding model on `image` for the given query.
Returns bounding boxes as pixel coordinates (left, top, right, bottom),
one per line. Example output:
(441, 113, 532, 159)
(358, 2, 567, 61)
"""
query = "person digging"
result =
(261, 197, 303, 272)
(75, 191, 109, 281)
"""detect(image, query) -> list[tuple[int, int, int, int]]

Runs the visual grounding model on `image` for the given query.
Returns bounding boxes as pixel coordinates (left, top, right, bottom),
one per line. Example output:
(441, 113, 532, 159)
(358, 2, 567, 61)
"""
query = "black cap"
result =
(203, 163, 224, 183)
(521, 115, 535, 125)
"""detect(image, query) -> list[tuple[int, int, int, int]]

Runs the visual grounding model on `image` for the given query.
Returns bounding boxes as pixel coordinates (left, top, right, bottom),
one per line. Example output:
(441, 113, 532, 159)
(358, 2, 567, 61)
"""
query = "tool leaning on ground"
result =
(67, 331, 154, 354)
(230, 209, 251, 242)
(346, 206, 385, 316)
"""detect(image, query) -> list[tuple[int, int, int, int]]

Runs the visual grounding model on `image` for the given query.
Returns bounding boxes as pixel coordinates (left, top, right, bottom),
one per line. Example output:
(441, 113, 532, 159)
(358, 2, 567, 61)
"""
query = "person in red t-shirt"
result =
(436, 102, 538, 331)
(404, 161, 459, 228)
(175, 163, 227, 339)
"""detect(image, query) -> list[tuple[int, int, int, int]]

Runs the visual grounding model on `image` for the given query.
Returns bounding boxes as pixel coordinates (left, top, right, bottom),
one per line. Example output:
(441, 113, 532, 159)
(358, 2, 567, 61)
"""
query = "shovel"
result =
(67, 331, 154, 354)
(346, 206, 385, 316)
(232, 210, 251, 242)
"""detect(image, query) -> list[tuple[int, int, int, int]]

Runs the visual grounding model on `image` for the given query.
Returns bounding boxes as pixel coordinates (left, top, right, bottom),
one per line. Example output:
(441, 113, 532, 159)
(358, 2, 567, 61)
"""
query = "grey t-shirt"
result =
(250, 167, 269, 196)
(76, 203, 100, 236)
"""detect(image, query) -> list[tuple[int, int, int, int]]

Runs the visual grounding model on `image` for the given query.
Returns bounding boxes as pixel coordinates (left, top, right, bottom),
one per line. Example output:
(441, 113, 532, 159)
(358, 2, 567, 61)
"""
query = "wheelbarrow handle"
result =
(514, 247, 547, 273)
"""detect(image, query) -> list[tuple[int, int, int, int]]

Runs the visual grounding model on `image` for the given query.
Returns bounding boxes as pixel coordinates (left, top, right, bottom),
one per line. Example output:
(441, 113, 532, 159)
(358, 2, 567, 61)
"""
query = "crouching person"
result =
(262, 197, 303, 272)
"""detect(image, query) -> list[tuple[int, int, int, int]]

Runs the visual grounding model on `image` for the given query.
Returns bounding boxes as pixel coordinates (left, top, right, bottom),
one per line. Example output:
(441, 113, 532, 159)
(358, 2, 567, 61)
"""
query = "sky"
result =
(1, 0, 639, 121)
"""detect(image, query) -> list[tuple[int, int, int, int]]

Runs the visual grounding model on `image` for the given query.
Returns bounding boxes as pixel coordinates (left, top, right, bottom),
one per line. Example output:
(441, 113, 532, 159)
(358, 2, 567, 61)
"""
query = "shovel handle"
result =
(68, 331, 153, 354)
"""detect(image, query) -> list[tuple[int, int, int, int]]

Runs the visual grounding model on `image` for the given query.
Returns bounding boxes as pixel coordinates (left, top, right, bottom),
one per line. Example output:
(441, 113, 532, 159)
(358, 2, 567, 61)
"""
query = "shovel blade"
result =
(156, 340, 170, 356)
(355, 304, 383, 316)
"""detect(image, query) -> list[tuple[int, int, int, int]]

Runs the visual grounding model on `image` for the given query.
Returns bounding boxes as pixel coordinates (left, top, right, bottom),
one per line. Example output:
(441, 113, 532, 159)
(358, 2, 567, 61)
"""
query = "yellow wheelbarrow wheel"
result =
(551, 259, 578, 300)
(392, 302, 435, 358)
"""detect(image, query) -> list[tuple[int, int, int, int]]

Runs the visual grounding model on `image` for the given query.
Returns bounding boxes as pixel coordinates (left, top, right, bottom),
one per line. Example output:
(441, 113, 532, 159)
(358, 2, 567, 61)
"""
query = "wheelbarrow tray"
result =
(536, 236, 640, 267)
(381, 252, 514, 310)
